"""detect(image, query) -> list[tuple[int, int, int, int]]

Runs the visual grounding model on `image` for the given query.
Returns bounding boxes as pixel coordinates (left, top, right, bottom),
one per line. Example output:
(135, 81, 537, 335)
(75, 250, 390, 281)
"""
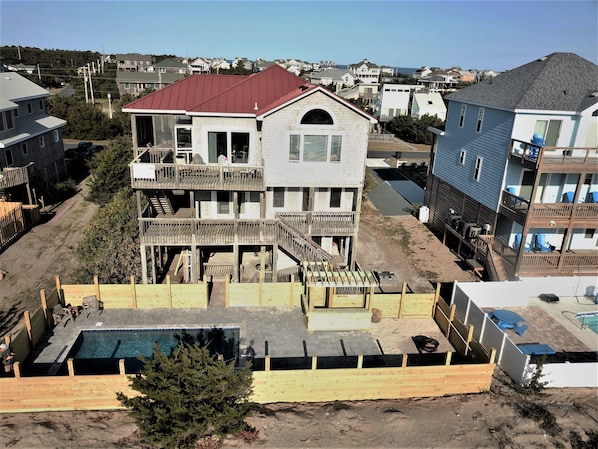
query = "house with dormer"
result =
(189, 57, 212, 74)
(123, 64, 376, 284)
(425, 53, 598, 280)
(347, 59, 381, 84)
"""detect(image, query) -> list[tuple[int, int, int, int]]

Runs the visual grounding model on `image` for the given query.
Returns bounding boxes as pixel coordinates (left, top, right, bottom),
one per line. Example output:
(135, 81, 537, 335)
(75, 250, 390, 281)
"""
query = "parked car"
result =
(77, 141, 97, 154)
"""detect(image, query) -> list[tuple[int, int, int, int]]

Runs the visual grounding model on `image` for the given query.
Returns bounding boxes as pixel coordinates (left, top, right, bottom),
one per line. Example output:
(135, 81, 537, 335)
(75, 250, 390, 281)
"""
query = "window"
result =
(273, 188, 285, 208)
(39, 100, 44, 111)
(39, 136, 45, 148)
(303, 135, 328, 162)
(0, 114, 4, 132)
(476, 108, 484, 133)
(21, 143, 28, 156)
(330, 136, 342, 161)
(459, 149, 466, 165)
(458, 104, 466, 127)
(54, 130, 60, 143)
(289, 135, 300, 161)
(124, 83, 130, 89)
(534, 120, 561, 146)
(585, 229, 595, 239)
(301, 109, 333, 125)
(330, 188, 342, 208)
(5, 111, 14, 129)
(474, 156, 483, 181)
(27, 103, 32, 114)
(217, 192, 230, 214)
(6, 149, 13, 166)
(208, 132, 227, 163)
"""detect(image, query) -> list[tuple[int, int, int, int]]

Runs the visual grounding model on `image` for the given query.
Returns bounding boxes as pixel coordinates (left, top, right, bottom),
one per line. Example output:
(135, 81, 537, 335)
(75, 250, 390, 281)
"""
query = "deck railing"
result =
(0, 165, 31, 190)
(501, 190, 598, 222)
(276, 212, 356, 235)
(510, 139, 597, 169)
(130, 148, 265, 191)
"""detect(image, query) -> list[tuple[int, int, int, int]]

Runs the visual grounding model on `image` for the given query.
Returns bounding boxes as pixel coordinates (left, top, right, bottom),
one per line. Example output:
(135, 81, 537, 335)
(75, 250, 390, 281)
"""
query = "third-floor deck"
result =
(509, 139, 597, 173)
(130, 147, 265, 191)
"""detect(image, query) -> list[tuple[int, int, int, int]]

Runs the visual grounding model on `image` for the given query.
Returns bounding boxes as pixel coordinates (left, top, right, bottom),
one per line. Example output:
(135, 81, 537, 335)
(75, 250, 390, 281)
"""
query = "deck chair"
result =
(562, 192, 574, 203)
(52, 304, 72, 327)
(513, 234, 531, 253)
(532, 234, 553, 253)
(506, 187, 522, 208)
(586, 191, 598, 203)
(82, 295, 103, 316)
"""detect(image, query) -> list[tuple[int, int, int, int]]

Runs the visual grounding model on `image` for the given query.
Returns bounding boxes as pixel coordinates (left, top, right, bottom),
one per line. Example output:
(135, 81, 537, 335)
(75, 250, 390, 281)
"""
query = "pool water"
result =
(68, 328, 239, 374)
(576, 313, 598, 335)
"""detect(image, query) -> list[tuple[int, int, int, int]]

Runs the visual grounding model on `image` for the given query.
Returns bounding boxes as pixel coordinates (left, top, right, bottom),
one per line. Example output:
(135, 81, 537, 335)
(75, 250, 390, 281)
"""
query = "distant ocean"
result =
(337, 65, 417, 76)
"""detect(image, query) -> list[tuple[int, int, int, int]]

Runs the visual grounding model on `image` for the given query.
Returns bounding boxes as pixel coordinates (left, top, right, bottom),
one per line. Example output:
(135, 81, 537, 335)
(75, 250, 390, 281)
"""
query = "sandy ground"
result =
(1, 142, 597, 448)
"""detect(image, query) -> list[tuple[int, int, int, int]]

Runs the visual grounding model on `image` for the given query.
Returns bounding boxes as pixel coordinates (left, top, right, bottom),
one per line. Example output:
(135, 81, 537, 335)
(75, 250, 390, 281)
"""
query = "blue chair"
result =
(529, 133, 544, 159)
(562, 192, 574, 203)
(513, 234, 531, 253)
(532, 234, 553, 253)
(513, 324, 528, 337)
(586, 192, 598, 203)
(507, 187, 522, 208)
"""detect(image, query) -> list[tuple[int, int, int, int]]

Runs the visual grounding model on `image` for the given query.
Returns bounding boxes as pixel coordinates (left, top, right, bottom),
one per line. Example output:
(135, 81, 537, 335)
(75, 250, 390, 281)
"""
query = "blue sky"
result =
(1, 1, 596, 71)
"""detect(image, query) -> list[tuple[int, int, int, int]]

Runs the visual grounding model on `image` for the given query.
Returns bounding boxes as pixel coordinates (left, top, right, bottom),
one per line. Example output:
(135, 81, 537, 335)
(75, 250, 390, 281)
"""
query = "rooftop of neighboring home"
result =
(446, 52, 598, 111)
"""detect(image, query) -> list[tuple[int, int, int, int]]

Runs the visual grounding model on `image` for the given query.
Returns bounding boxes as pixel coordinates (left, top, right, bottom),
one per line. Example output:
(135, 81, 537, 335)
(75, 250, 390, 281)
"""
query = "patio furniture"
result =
(82, 295, 104, 316)
(532, 234, 554, 253)
(587, 191, 598, 203)
(490, 309, 526, 332)
(562, 191, 574, 203)
(513, 234, 531, 253)
(411, 335, 439, 354)
(52, 304, 72, 327)
(539, 293, 560, 303)
(517, 343, 556, 355)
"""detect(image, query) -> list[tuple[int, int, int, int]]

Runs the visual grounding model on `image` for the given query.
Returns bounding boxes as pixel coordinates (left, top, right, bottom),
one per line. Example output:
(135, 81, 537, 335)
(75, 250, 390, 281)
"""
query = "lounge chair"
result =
(513, 234, 531, 253)
(532, 234, 554, 253)
(513, 324, 528, 337)
(586, 191, 598, 203)
(52, 304, 72, 327)
(82, 295, 103, 316)
(506, 187, 523, 208)
(562, 192, 574, 203)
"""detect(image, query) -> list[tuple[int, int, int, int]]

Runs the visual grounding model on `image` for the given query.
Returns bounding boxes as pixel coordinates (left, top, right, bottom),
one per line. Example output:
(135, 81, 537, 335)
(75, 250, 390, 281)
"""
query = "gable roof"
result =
(1, 72, 50, 105)
(123, 64, 376, 122)
(446, 53, 598, 113)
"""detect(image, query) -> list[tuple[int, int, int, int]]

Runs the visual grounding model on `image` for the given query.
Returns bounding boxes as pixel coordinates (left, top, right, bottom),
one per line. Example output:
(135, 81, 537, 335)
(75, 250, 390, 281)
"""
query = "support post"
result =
(67, 358, 74, 376)
(311, 356, 317, 370)
(130, 275, 137, 309)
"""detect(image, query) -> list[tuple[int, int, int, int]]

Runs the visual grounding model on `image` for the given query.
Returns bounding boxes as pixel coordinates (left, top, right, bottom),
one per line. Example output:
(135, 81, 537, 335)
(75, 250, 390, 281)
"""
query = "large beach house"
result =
(425, 53, 598, 280)
(123, 64, 376, 284)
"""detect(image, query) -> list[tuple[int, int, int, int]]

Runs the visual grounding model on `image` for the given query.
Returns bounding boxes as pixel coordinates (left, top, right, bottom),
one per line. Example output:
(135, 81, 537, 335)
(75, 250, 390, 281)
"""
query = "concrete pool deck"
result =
(29, 306, 451, 369)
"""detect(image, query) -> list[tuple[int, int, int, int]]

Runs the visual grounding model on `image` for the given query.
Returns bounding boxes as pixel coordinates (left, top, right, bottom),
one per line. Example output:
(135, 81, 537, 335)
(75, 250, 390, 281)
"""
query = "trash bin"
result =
(418, 205, 429, 223)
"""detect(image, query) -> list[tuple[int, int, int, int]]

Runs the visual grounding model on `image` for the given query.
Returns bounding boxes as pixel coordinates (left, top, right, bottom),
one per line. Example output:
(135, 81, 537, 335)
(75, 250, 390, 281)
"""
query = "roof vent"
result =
(590, 92, 598, 97)
(537, 56, 547, 62)
(254, 102, 258, 111)
(299, 85, 309, 91)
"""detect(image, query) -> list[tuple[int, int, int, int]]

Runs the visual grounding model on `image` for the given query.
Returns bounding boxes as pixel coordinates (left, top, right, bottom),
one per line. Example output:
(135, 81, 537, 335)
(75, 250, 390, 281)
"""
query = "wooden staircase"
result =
(148, 191, 174, 215)
(475, 235, 508, 281)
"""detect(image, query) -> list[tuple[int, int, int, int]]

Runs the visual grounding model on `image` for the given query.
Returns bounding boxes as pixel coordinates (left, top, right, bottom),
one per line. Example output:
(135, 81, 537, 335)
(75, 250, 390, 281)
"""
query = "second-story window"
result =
(27, 103, 32, 114)
(330, 188, 342, 208)
(39, 136, 45, 148)
(289, 135, 300, 161)
(5, 149, 13, 166)
(54, 130, 60, 143)
(474, 156, 483, 182)
(459, 149, 466, 165)
(476, 108, 484, 133)
(459, 104, 466, 128)
(304, 135, 328, 162)
(39, 99, 44, 111)
(273, 188, 285, 208)
(5, 111, 14, 129)
(22, 143, 28, 156)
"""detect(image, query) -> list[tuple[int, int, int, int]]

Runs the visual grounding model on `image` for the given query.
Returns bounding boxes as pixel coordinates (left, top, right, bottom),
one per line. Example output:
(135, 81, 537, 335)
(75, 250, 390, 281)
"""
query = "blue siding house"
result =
(424, 53, 598, 280)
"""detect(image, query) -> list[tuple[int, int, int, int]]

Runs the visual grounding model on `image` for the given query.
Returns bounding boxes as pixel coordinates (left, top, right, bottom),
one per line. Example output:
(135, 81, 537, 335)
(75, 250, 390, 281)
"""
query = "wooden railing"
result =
(130, 149, 264, 191)
(0, 165, 31, 189)
(139, 218, 278, 245)
(276, 220, 334, 264)
(510, 139, 597, 169)
(276, 212, 356, 235)
(501, 190, 598, 223)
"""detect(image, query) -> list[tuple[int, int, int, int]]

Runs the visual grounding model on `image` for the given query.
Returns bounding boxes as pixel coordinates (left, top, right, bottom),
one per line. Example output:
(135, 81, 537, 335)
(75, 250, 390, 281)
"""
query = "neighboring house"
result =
(6, 63, 36, 75)
(373, 84, 425, 120)
(0, 71, 66, 185)
(424, 52, 598, 280)
(232, 57, 254, 71)
(419, 70, 458, 91)
(115, 71, 185, 96)
(211, 58, 231, 72)
(337, 83, 379, 109)
(152, 58, 189, 75)
(347, 59, 381, 84)
(309, 68, 356, 88)
(123, 64, 376, 284)
(411, 91, 446, 120)
(412, 67, 432, 79)
(255, 59, 276, 71)
(114, 53, 155, 72)
(189, 57, 212, 74)
(457, 70, 476, 83)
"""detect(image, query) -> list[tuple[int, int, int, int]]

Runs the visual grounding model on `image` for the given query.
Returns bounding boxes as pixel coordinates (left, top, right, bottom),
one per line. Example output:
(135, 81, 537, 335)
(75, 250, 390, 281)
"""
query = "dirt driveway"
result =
(0, 177, 98, 335)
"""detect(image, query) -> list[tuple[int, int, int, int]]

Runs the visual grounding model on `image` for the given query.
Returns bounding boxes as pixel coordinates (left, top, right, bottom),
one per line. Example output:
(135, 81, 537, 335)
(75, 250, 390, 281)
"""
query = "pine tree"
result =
(117, 341, 253, 449)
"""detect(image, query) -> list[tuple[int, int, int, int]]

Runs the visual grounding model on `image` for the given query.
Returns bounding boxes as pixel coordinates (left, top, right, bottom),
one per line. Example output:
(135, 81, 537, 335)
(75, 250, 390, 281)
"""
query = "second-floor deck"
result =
(130, 148, 265, 191)
(276, 212, 356, 236)
(0, 165, 31, 190)
(500, 190, 598, 227)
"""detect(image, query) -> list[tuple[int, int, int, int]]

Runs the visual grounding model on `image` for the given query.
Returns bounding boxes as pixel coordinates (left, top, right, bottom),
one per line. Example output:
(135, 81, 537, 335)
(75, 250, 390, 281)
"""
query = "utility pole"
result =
(83, 66, 89, 103)
(107, 93, 113, 119)
(88, 66, 95, 104)
(37, 64, 41, 81)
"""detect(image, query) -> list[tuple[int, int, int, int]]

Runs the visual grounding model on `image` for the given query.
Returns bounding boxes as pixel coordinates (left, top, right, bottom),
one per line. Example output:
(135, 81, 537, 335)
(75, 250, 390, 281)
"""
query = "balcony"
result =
(0, 165, 31, 190)
(130, 148, 265, 192)
(276, 212, 357, 236)
(500, 190, 598, 227)
(509, 139, 597, 173)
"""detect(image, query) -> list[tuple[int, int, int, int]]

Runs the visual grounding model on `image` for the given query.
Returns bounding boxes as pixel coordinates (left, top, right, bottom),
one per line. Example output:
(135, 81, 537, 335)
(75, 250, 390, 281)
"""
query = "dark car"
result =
(77, 141, 97, 154)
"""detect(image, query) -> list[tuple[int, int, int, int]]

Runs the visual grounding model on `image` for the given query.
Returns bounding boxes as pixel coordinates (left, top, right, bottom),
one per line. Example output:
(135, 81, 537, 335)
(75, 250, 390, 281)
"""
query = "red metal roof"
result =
(122, 65, 314, 115)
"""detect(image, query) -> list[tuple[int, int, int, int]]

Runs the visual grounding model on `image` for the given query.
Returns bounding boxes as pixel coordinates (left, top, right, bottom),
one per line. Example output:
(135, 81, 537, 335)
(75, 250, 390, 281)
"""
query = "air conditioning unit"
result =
(462, 223, 482, 240)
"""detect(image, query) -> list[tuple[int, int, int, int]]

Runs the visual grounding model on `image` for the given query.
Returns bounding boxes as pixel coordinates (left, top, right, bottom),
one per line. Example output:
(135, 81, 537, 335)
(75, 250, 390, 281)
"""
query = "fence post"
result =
(357, 354, 363, 369)
(40, 289, 49, 326)
(119, 359, 126, 375)
(445, 351, 453, 366)
(130, 275, 137, 309)
(446, 304, 456, 338)
(465, 325, 474, 356)
(399, 282, 406, 318)
(265, 355, 270, 371)
(166, 274, 172, 308)
(12, 361, 21, 378)
(311, 356, 317, 370)
(489, 348, 497, 364)
(67, 358, 75, 376)
(225, 276, 230, 308)
(401, 353, 408, 368)
(23, 311, 32, 350)
(290, 274, 295, 306)
(55, 275, 63, 304)
(94, 275, 101, 301)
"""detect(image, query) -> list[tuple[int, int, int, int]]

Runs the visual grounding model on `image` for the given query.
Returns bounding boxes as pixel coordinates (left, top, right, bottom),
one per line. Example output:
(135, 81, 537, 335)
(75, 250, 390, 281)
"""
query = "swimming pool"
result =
(68, 327, 239, 374)
(576, 312, 598, 335)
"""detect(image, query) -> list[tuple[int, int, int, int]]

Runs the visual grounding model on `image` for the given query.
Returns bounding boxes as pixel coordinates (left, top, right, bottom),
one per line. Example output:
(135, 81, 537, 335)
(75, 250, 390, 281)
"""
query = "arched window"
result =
(301, 109, 333, 125)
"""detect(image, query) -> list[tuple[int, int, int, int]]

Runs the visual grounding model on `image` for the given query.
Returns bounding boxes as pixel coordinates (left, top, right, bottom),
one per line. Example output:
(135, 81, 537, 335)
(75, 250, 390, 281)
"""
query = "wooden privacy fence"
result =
(226, 276, 302, 307)
(370, 283, 440, 318)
